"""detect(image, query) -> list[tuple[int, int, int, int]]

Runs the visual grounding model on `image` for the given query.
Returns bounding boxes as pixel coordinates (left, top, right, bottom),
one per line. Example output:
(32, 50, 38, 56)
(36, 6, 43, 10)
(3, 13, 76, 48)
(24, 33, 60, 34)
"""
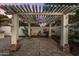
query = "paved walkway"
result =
(0, 37, 72, 56)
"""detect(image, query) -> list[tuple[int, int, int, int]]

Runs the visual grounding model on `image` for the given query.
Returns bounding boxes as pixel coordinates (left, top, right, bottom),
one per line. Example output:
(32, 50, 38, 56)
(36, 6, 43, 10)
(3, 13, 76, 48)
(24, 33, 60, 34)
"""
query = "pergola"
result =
(0, 3, 79, 52)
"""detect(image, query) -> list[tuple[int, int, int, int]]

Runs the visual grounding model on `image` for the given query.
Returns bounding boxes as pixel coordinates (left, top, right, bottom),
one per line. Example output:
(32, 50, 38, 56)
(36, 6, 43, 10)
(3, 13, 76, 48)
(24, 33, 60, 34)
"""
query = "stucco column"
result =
(49, 23, 52, 38)
(11, 14, 19, 45)
(60, 14, 69, 53)
(9, 14, 21, 52)
(28, 23, 31, 37)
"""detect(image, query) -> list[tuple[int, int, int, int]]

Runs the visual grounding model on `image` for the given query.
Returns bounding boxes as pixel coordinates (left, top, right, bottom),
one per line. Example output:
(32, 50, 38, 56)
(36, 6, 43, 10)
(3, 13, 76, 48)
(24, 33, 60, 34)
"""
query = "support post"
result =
(9, 14, 20, 52)
(49, 23, 52, 38)
(60, 14, 70, 53)
(28, 23, 31, 37)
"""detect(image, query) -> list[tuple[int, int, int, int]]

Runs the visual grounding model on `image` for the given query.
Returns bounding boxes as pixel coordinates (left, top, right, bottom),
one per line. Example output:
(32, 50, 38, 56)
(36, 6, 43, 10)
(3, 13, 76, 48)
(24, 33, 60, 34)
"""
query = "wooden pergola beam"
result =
(17, 12, 76, 16)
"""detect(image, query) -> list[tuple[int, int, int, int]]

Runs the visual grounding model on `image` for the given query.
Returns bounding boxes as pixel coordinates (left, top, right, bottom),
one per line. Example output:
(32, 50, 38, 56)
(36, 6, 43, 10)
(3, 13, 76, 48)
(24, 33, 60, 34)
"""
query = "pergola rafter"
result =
(0, 3, 78, 24)
(0, 3, 79, 14)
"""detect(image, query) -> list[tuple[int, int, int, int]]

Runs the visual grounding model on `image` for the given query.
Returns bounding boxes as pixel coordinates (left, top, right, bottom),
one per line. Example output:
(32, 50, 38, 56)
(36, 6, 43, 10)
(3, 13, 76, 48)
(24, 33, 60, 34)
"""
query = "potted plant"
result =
(21, 26, 28, 37)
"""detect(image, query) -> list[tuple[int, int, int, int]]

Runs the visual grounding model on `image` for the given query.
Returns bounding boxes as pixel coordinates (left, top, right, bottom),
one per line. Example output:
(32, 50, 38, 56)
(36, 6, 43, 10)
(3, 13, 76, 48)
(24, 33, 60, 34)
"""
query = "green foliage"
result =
(74, 31, 79, 39)
(0, 14, 8, 19)
(55, 20, 61, 26)
(69, 10, 79, 39)
(26, 15, 37, 23)
(31, 23, 39, 27)
(44, 3, 79, 12)
(76, 23, 79, 27)
(0, 14, 8, 26)
(71, 10, 79, 23)
(19, 21, 28, 26)
(21, 26, 28, 36)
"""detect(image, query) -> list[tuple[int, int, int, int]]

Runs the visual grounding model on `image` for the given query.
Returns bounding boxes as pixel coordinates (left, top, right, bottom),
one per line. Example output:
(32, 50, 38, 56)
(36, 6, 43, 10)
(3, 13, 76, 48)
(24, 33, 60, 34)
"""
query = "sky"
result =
(0, 0, 79, 3)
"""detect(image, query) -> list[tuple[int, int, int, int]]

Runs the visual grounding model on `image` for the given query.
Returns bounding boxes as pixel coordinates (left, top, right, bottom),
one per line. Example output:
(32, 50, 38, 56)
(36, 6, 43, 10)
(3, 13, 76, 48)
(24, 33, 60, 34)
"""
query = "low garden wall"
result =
(1, 26, 61, 36)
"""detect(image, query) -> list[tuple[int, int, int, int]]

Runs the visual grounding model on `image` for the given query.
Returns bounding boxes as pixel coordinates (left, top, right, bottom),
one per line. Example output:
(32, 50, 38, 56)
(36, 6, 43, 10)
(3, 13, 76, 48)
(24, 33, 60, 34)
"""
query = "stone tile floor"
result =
(0, 37, 72, 56)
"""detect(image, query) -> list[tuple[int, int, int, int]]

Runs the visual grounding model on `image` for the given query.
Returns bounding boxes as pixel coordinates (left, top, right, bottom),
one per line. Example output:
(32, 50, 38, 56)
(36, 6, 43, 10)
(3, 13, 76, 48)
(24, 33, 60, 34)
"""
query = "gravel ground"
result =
(0, 37, 72, 56)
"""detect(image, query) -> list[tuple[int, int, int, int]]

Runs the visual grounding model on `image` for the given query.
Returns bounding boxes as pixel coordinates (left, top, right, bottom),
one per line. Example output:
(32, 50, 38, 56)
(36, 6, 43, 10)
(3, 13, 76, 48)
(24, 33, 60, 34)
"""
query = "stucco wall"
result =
(1, 26, 61, 36)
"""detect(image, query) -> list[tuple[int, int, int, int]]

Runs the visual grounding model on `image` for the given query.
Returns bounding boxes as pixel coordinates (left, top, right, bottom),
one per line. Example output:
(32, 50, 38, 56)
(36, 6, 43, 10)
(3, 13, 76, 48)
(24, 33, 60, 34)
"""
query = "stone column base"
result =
(8, 40, 21, 52)
(63, 44, 70, 53)
(49, 36, 51, 38)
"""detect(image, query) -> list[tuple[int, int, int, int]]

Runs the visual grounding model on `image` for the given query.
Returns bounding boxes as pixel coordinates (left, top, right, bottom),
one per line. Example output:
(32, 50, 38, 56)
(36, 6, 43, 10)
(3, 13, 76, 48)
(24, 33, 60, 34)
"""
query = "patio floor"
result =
(0, 37, 72, 56)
